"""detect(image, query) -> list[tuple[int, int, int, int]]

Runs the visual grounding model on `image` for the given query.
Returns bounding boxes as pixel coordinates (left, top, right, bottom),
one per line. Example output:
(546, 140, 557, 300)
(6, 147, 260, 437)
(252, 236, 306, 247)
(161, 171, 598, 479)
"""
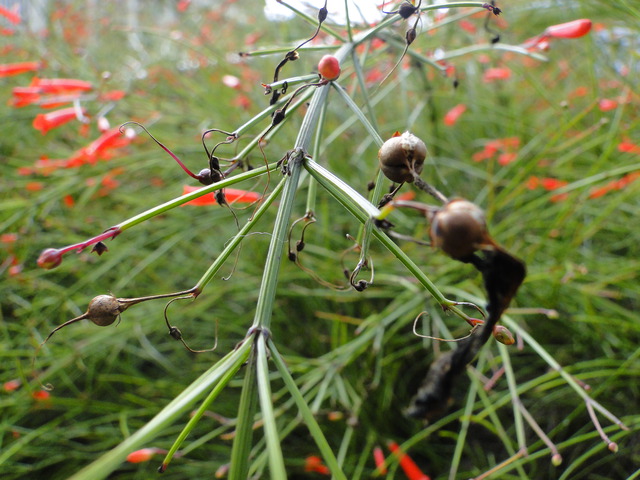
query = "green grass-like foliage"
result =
(1, 1, 638, 479)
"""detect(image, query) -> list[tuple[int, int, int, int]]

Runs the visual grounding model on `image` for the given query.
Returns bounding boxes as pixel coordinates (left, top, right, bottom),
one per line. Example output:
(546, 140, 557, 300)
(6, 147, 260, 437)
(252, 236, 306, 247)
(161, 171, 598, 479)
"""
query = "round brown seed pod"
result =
(86, 294, 122, 326)
(430, 199, 488, 259)
(378, 132, 426, 184)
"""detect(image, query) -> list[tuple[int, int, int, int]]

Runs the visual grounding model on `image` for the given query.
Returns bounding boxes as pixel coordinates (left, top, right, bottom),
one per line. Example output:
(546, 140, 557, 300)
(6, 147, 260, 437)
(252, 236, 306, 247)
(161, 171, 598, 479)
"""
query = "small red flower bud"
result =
(37, 248, 63, 269)
(545, 19, 592, 39)
(493, 325, 515, 345)
(318, 55, 341, 81)
(126, 448, 158, 463)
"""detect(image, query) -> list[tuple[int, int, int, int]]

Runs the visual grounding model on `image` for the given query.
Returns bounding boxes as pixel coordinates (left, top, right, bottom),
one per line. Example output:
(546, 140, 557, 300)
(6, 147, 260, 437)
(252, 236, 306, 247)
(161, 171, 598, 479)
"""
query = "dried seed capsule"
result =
(86, 294, 122, 326)
(378, 131, 426, 184)
(430, 199, 488, 259)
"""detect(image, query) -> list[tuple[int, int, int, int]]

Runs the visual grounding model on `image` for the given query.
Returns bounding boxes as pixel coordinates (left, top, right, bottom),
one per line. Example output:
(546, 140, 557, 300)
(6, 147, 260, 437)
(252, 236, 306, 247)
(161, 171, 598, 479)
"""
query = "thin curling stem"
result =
(120, 121, 199, 180)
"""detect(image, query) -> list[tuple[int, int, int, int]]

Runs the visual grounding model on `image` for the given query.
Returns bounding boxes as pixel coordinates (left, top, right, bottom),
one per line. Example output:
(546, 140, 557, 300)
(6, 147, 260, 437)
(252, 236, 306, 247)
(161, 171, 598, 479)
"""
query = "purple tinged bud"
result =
(37, 248, 63, 270)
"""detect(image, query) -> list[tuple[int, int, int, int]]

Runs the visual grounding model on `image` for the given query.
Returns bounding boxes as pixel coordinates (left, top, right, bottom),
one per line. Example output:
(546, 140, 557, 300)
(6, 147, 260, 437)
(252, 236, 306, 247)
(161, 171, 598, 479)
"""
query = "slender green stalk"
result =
(158, 343, 251, 470)
(269, 339, 348, 480)
(502, 318, 628, 430)
(116, 163, 277, 232)
(499, 342, 528, 454)
(331, 82, 383, 147)
(266, 74, 322, 92)
(256, 334, 287, 479)
(448, 354, 485, 480)
(250, 151, 304, 331)
(229, 340, 259, 480)
(68, 342, 252, 480)
(239, 44, 338, 57)
(194, 178, 285, 293)
(304, 159, 381, 220)
(442, 43, 548, 62)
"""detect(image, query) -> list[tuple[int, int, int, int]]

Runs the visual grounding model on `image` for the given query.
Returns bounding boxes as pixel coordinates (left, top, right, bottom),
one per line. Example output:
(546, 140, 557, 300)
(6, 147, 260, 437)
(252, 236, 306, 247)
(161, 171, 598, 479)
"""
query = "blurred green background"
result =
(1, 0, 638, 478)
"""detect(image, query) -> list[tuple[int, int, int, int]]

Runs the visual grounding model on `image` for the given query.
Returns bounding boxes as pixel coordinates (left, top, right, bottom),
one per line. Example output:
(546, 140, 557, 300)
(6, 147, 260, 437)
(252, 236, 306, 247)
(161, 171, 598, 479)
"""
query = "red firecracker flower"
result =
(388, 441, 430, 480)
(304, 455, 330, 475)
(443, 103, 467, 126)
(546, 19, 592, 39)
(181, 186, 262, 206)
(126, 448, 160, 463)
(33, 106, 86, 135)
(0, 61, 40, 77)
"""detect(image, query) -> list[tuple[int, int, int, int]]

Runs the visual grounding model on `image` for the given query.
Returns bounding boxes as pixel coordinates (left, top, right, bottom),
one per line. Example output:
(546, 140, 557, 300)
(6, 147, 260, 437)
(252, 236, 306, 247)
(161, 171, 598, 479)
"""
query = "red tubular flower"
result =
(10, 86, 40, 107)
(387, 442, 430, 480)
(618, 141, 640, 154)
(0, 5, 21, 24)
(373, 446, 388, 474)
(31, 77, 94, 94)
(545, 19, 592, 39)
(126, 448, 159, 463)
(483, 67, 511, 82)
(540, 178, 567, 191)
(83, 127, 135, 161)
(3, 379, 21, 392)
(443, 103, 467, 126)
(99, 90, 126, 102)
(32, 390, 51, 401)
(598, 98, 618, 112)
(182, 186, 262, 206)
(0, 61, 40, 77)
(33, 107, 86, 135)
(304, 455, 330, 475)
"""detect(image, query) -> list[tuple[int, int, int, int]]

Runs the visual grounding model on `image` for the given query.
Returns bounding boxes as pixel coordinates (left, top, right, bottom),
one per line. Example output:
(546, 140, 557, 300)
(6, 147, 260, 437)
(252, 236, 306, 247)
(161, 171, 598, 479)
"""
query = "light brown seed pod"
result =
(85, 294, 122, 326)
(430, 199, 489, 259)
(378, 131, 426, 184)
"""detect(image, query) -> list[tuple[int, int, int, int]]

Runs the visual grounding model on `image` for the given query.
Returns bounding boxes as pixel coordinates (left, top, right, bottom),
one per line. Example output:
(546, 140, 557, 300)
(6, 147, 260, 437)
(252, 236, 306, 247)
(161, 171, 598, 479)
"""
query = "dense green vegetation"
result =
(1, 1, 638, 479)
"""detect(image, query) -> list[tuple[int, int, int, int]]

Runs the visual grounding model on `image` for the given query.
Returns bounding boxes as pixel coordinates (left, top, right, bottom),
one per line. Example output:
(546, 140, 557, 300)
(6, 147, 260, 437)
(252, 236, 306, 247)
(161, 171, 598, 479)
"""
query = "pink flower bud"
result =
(37, 248, 63, 269)
(318, 55, 341, 81)
(551, 453, 563, 466)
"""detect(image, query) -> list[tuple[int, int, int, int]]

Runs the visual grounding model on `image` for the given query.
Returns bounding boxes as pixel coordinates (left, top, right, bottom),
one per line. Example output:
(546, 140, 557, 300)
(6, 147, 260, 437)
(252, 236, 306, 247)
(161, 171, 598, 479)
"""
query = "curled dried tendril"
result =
(287, 214, 348, 291)
(163, 296, 217, 353)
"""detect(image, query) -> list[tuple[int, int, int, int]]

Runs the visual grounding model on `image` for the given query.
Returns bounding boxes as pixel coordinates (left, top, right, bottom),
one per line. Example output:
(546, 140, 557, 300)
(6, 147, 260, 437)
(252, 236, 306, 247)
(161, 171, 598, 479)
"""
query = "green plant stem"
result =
(502, 317, 628, 430)
(68, 341, 252, 480)
(499, 342, 528, 454)
(266, 74, 321, 92)
(442, 43, 548, 62)
(229, 340, 259, 480)
(193, 178, 285, 294)
(449, 354, 486, 480)
(256, 333, 287, 479)
(160, 343, 251, 470)
(116, 163, 277, 232)
(269, 339, 347, 480)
